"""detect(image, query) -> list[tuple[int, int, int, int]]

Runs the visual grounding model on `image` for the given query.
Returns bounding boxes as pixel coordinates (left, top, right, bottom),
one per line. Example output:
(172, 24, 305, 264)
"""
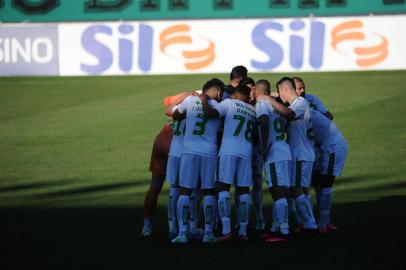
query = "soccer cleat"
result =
(265, 235, 289, 243)
(189, 228, 204, 240)
(294, 224, 305, 233)
(202, 234, 217, 244)
(168, 231, 178, 240)
(326, 223, 338, 231)
(171, 234, 188, 244)
(217, 233, 233, 243)
(140, 228, 152, 238)
(238, 235, 249, 242)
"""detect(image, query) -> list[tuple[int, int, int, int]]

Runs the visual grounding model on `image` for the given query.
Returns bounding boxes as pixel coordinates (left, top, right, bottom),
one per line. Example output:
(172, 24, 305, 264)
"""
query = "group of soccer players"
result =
(140, 66, 348, 244)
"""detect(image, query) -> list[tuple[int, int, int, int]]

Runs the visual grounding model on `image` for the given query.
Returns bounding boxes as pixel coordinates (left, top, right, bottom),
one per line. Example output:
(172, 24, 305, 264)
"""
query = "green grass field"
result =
(1, 71, 406, 269)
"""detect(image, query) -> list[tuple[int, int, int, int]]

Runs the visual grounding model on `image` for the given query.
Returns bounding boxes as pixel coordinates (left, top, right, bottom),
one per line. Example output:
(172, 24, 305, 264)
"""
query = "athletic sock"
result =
(288, 197, 302, 225)
(271, 205, 279, 232)
(203, 195, 216, 235)
(275, 198, 289, 235)
(306, 194, 313, 211)
(167, 187, 179, 233)
(190, 189, 199, 233)
(143, 218, 152, 231)
(295, 194, 317, 229)
(177, 195, 190, 236)
(319, 188, 333, 228)
(218, 191, 231, 235)
(238, 193, 251, 237)
(234, 192, 240, 227)
(253, 189, 265, 227)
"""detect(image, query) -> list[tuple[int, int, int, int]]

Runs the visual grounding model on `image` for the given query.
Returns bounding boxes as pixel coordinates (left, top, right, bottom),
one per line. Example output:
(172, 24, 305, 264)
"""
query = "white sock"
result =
(190, 189, 200, 233)
(319, 188, 333, 228)
(275, 198, 289, 235)
(238, 193, 251, 236)
(289, 197, 302, 225)
(203, 195, 216, 235)
(218, 191, 231, 235)
(306, 194, 313, 212)
(177, 195, 190, 236)
(271, 205, 279, 232)
(295, 194, 317, 229)
(253, 189, 264, 226)
(234, 193, 240, 227)
(143, 218, 152, 231)
(167, 187, 179, 233)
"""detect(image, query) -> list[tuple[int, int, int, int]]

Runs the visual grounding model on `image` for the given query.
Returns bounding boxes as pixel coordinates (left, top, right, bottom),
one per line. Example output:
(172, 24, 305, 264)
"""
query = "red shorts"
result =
(149, 124, 173, 176)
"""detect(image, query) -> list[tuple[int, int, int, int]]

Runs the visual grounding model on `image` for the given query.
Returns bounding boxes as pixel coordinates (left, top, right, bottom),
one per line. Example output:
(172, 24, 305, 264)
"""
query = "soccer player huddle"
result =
(141, 66, 348, 244)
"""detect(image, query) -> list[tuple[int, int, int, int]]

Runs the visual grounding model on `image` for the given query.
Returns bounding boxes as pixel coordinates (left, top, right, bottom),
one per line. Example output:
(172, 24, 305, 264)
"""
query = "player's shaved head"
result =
(203, 78, 224, 93)
(241, 77, 255, 88)
(234, 84, 251, 103)
(255, 79, 271, 95)
(276, 77, 296, 91)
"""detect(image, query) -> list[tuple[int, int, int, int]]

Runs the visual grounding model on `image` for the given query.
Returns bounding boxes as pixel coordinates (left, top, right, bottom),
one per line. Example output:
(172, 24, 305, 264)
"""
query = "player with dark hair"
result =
(171, 78, 224, 244)
(201, 84, 256, 242)
(223, 65, 248, 100)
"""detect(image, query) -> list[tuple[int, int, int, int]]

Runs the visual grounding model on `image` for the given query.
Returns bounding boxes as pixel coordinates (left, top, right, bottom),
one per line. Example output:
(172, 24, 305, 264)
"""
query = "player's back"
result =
(305, 93, 328, 114)
(256, 100, 292, 163)
(180, 96, 220, 157)
(218, 99, 255, 160)
(168, 117, 186, 158)
(288, 97, 315, 161)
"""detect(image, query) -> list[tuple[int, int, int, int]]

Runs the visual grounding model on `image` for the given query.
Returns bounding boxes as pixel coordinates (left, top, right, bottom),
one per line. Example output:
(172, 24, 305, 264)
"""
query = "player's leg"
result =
(172, 153, 199, 244)
(264, 161, 290, 242)
(166, 155, 181, 239)
(291, 160, 318, 233)
(319, 145, 348, 232)
(189, 188, 203, 238)
(141, 174, 165, 237)
(141, 125, 172, 238)
(236, 157, 253, 240)
(200, 155, 218, 243)
(252, 158, 265, 231)
(216, 155, 234, 241)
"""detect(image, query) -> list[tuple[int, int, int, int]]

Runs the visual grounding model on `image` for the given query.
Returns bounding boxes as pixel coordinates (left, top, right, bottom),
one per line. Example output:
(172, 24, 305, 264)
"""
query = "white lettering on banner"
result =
(0, 37, 53, 64)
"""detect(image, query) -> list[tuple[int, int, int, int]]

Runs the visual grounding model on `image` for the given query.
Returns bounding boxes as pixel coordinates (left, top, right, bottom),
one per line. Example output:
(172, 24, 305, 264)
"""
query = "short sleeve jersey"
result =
(215, 99, 255, 160)
(168, 105, 186, 158)
(256, 100, 292, 163)
(288, 97, 315, 161)
(304, 93, 328, 114)
(311, 108, 347, 153)
(177, 96, 220, 157)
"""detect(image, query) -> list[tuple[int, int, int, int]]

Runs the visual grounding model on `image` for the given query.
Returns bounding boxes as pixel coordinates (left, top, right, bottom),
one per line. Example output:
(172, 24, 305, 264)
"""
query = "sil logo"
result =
(159, 24, 215, 70)
(331, 20, 388, 67)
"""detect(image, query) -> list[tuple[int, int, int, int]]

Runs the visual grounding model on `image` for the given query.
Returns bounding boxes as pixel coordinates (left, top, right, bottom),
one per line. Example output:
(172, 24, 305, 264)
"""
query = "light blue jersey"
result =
(311, 109, 347, 152)
(256, 100, 292, 163)
(288, 97, 315, 161)
(177, 96, 220, 158)
(215, 99, 255, 160)
(168, 105, 186, 158)
(304, 93, 328, 114)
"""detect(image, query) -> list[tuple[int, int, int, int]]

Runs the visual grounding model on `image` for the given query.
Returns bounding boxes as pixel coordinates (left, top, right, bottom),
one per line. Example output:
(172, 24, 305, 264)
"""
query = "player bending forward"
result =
(171, 79, 224, 244)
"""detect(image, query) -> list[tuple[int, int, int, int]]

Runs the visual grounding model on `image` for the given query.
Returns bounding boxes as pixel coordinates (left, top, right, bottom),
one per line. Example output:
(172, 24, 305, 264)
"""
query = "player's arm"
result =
(172, 97, 188, 121)
(200, 94, 219, 118)
(164, 91, 195, 117)
(265, 96, 295, 120)
(172, 108, 186, 121)
(324, 111, 334, 120)
(258, 115, 270, 159)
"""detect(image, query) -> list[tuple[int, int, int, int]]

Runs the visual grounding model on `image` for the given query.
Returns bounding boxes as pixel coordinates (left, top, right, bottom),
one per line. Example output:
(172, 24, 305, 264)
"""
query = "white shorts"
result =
(321, 146, 348, 176)
(264, 160, 291, 188)
(166, 155, 180, 186)
(179, 153, 217, 189)
(291, 160, 314, 188)
(218, 155, 253, 187)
